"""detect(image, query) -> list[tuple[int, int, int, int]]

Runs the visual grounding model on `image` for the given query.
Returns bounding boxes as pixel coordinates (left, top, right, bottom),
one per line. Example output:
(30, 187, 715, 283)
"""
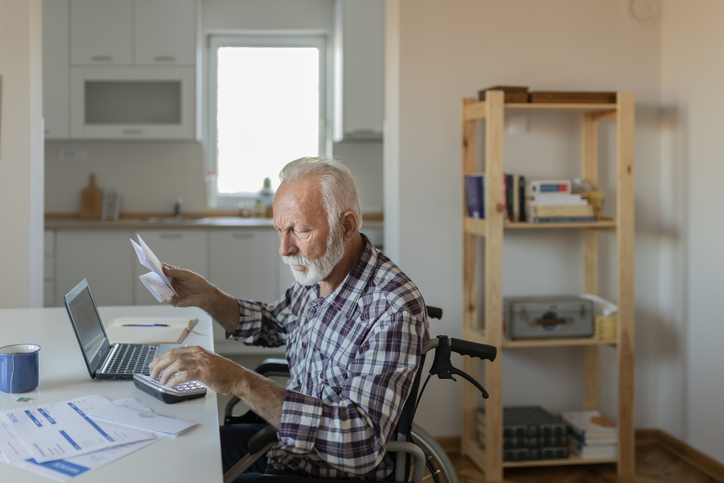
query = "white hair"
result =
(279, 157, 363, 230)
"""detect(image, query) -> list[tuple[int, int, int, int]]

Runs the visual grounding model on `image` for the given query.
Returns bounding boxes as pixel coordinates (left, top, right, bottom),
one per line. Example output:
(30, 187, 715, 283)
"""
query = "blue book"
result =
(465, 174, 485, 219)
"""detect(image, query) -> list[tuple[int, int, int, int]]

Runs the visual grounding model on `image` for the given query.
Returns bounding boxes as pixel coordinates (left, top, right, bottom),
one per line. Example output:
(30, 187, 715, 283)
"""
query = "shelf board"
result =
(463, 216, 617, 235)
(503, 454, 619, 468)
(463, 437, 618, 469)
(503, 337, 617, 348)
(464, 100, 617, 121)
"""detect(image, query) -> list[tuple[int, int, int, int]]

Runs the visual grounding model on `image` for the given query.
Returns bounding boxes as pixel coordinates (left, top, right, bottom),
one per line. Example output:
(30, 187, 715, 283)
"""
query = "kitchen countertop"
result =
(44, 215, 384, 230)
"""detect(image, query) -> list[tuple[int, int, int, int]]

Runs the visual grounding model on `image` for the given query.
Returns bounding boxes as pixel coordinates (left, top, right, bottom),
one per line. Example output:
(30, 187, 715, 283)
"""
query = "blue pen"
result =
(121, 324, 169, 327)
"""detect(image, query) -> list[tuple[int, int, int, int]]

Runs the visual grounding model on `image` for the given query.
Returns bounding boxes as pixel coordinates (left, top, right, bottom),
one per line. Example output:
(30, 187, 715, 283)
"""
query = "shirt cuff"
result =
(277, 389, 323, 455)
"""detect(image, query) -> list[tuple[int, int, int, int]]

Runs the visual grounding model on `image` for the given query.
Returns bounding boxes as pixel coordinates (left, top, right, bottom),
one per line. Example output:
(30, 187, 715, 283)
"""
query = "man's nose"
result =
(279, 233, 296, 257)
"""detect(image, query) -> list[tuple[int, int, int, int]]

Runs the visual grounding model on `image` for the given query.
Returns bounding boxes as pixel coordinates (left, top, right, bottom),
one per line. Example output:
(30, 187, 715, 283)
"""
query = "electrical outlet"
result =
(58, 149, 88, 161)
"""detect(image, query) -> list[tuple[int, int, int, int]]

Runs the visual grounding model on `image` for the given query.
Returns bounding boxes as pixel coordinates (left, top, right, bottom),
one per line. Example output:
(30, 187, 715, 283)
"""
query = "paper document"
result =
(0, 398, 185, 482)
(90, 405, 197, 436)
(0, 395, 156, 464)
(131, 234, 177, 302)
(105, 317, 199, 344)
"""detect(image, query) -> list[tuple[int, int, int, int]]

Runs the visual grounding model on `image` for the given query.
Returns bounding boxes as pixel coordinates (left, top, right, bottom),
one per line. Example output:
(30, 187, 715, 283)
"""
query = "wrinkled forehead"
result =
(273, 176, 327, 225)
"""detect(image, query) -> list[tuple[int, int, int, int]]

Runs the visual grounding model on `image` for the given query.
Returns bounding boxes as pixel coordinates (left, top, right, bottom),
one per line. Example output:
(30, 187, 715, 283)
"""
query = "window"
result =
(207, 34, 328, 208)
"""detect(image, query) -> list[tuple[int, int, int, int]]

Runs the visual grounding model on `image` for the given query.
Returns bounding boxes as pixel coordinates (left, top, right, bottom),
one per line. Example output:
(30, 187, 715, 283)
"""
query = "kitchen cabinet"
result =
(134, 0, 198, 66)
(333, 0, 384, 142)
(42, 0, 70, 139)
(133, 230, 208, 305)
(69, 0, 197, 66)
(54, 229, 135, 307)
(45, 0, 200, 140)
(70, 67, 196, 139)
(70, 0, 133, 65)
(208, 230, 280, 352)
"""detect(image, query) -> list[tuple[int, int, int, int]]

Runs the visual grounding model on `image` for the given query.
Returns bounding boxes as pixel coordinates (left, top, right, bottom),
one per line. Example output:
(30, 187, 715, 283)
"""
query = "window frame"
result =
(206, 33, 330, 208)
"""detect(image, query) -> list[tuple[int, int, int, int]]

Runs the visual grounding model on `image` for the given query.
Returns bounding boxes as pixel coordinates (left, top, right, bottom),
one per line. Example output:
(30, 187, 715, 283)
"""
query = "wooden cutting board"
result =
(80, 174, 103, 218)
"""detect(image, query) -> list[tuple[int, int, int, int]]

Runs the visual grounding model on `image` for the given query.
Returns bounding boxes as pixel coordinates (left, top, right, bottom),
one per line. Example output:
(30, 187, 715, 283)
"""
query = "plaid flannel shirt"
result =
(227, 235, 430, 478)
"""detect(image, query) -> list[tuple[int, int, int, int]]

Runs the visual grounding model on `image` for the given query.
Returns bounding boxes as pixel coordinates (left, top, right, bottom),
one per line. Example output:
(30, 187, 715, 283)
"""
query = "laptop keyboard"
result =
(107, 344, 158, 375)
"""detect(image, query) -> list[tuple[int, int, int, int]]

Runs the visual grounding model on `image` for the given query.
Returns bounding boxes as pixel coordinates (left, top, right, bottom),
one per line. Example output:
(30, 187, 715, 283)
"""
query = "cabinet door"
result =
(55, 230, 134, 307)
(70, 0, 132, 65)
(133, 230, 208, 305)
(133, 0, 197, 66)
(209, 230, 279, 343)
(42, 0, 70, 139)
(333, 0, 384, 141)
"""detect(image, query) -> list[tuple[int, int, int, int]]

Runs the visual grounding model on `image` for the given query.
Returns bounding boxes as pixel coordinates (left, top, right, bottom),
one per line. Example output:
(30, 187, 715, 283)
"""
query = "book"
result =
(478, 406, 569, 459)
(527, 194, 587, 205)
(568, 436, 618, 459)
(560, 410, 618, 442)
(465, 173, 485, 219)
(106, 317, 198, 344)
(525, 179, 571, 197)
(530, 204, 594, 218)
(529, 216, 598, 223)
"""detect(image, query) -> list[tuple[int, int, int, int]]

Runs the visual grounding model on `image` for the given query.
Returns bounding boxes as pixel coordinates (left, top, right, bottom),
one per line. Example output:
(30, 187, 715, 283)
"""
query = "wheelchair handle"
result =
(451, 337, 497, 361)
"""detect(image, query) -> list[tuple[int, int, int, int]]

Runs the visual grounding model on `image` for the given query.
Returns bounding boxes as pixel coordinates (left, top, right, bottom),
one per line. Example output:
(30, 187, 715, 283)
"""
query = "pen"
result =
(121, 324, 169, 327)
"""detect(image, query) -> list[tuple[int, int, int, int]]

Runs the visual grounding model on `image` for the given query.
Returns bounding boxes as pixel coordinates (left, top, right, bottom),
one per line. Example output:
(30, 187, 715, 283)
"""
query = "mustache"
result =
(282, 255, 311, 267)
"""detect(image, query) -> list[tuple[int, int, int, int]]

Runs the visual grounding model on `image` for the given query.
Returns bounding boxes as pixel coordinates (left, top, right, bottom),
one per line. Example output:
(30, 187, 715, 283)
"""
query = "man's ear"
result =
(340, 210, 359, 241)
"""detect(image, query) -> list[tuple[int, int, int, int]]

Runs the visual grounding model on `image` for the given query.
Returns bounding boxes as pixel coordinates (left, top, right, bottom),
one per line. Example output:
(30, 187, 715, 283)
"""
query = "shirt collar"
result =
(314, 233, 378, 318)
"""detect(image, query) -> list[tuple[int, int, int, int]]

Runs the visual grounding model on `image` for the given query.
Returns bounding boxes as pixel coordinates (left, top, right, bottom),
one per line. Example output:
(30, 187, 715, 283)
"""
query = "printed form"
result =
(0, 396, 196, 482)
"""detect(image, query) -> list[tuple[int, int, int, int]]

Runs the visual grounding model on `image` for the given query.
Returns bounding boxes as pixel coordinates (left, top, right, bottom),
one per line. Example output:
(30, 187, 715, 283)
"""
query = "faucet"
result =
(173, 198, 183, 219)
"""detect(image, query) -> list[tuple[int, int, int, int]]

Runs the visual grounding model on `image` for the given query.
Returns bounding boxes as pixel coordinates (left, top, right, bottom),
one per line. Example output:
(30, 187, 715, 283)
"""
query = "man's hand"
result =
(149, 346, 286, 427)
(162, 264, 214, 310)
(149, 346, 244, 396)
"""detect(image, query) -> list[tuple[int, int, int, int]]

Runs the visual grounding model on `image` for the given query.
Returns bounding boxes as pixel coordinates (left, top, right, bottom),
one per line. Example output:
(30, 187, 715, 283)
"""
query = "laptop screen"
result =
(64, 279, 111, 377)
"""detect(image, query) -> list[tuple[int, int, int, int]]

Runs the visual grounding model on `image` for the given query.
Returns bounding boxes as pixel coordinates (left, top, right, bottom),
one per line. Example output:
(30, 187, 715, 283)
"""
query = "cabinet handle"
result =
(232, 233, 254, 240)
(90, 55, 113, 62)
(160, 233, 184, 239)
(122, 129, 145, 135)
(154, 55, 176, 62)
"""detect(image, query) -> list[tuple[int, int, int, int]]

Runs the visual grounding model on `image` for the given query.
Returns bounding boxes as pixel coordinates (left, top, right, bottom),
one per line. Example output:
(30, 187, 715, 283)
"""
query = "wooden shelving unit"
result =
(460, 91, 635, 482)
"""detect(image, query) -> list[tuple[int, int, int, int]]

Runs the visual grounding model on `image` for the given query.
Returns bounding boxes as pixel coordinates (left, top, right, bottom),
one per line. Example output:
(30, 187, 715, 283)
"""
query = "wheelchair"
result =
(222, 307, 497, 483)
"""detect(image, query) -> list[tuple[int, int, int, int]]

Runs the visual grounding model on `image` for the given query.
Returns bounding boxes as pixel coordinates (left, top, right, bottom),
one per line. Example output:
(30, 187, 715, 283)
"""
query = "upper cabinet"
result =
(333, 0, 384, 142)
(70, 0, 133, 65)
(133, 0, 198, 66)
(70, 0, 197, 66)
(43, 0, 70, 139)
(44, 0, 200, 140)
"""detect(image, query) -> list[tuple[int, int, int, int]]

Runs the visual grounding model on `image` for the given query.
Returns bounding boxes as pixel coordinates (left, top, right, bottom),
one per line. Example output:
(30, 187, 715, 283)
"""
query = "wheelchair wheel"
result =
(410, 423, 459, 483)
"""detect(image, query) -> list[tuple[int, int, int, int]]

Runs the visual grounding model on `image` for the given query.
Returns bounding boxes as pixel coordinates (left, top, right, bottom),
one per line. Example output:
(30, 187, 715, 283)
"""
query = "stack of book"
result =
(477, 406, 569, 462)
(561, 410, 618, 459)
(525, 179, 597, 223)
(464, 173, 527, 222)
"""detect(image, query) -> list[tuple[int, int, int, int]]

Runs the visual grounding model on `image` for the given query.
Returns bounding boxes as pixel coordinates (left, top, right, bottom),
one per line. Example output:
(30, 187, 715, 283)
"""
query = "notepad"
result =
(105, 317, 198, 344)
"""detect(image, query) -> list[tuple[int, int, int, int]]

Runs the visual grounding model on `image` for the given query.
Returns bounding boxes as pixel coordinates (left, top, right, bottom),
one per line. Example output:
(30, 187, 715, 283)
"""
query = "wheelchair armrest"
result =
(253, 358, 290, 377)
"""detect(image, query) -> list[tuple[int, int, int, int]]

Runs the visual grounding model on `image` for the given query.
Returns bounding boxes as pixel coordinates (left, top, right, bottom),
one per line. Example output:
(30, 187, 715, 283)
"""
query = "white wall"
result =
(660, 1, 724, 464)
(0, 0, 44, 308)
(44, 0, 385, 216)
(386, 0, 669, 445)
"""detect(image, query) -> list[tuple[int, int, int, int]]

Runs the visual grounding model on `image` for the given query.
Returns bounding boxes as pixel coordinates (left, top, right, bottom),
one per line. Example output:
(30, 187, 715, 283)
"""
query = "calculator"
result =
(133, 373, 207, 404)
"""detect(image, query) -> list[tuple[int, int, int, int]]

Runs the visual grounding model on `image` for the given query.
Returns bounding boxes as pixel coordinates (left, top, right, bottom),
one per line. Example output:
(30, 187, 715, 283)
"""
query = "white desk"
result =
(0, 305, 223, 482)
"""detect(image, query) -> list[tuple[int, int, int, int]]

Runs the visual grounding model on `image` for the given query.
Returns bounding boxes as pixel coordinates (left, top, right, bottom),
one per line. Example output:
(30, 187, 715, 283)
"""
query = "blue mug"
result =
(0, 344, 41, 394)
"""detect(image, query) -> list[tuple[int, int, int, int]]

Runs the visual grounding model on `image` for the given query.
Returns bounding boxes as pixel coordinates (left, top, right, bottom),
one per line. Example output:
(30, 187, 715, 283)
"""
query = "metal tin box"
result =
(503, 296, 594, 339)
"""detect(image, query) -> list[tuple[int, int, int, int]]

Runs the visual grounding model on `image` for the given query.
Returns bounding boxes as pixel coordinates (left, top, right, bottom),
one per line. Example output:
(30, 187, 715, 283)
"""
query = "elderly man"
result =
(149, 157, 429, 481)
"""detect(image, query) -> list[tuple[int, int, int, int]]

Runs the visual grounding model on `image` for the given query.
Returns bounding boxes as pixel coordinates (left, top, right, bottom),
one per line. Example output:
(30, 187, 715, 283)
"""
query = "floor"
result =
(449, 441, 723, 483)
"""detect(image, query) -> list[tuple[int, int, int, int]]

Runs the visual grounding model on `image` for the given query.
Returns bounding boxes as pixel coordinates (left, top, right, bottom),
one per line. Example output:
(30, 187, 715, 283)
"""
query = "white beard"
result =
(282, 227, 345, 286)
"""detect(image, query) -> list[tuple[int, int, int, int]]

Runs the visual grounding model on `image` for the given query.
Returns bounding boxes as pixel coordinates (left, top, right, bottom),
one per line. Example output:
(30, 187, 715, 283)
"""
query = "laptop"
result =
(64, 279, 183, 380)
